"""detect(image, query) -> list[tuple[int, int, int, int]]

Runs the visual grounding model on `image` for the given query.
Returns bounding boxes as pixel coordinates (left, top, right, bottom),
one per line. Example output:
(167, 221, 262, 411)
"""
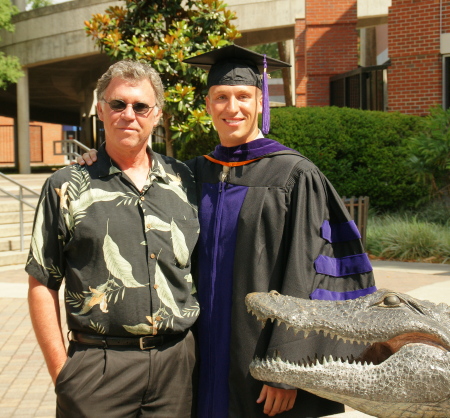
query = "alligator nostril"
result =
(270, 290, 280, 296)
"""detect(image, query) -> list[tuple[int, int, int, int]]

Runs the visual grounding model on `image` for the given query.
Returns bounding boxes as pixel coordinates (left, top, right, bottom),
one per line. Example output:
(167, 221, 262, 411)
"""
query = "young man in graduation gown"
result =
(183, 45, 376, 418)
(79, 45, 377, 417)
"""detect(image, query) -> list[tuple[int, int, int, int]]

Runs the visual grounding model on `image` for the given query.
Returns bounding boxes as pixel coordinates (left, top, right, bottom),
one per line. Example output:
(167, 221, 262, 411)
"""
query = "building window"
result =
(444, 56, 450, 110)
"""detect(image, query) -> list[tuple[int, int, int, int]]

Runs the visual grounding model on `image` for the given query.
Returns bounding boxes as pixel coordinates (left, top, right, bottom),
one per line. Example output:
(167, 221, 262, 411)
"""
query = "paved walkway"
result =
(0, 261, 449, 417)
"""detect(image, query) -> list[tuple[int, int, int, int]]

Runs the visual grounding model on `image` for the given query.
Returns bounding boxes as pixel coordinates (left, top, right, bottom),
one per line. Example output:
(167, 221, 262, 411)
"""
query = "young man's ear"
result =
(258, 89, 263, 114)
(205, 95, 211, 115)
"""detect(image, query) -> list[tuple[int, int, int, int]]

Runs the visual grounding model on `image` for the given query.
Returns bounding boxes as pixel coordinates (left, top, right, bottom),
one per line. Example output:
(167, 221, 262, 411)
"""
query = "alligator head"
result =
(245, 289, 450, 418)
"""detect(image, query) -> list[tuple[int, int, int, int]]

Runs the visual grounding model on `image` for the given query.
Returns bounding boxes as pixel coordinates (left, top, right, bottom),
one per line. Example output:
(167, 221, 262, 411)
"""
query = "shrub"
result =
(367, 213, 450, 263)
(176, 129, 220, 161)
(269, 106, 427, 210)
(406, 200, 450, 226)
(408, 106, 450, 201)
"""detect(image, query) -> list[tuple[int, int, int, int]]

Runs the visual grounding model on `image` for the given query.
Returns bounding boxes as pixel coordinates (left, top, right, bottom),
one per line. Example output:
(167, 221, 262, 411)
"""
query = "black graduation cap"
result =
(183, 44, 291, 135)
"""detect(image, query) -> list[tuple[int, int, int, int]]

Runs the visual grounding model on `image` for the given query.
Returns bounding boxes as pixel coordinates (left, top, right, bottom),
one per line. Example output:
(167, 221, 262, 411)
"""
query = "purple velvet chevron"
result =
(314, 254, 373, 277)
(310, 286, 377, 301)
(321, 220, 361, 243)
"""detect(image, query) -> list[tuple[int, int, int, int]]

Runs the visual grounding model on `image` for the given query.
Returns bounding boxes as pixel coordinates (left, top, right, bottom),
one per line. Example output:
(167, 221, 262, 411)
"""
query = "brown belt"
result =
(70, 330, 187, 350)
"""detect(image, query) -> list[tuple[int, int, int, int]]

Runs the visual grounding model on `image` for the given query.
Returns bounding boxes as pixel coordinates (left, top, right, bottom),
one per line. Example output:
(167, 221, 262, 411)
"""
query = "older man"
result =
(27, 60, 199, 417)
(80, 45, 376, 418)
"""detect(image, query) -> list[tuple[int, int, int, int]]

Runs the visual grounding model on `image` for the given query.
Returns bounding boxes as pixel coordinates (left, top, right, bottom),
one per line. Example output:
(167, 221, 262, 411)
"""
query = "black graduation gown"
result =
(187, 138, 376, 418)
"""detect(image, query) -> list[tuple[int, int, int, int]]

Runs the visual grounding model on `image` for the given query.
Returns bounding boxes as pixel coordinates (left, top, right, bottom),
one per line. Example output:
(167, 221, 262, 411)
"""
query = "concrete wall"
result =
(1, 0, 122, 67)
(357, 0, 391, 18)
(0, 0, 305, 67)
(229, 0, 305, 31)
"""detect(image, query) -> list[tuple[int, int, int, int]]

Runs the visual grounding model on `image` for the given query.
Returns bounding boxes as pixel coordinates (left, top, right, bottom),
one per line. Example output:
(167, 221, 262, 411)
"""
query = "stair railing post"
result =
(19, 186, 24, 251)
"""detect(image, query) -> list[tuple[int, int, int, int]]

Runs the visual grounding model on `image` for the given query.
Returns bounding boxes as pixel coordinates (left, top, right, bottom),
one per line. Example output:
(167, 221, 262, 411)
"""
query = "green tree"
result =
(0, 0, 23, 89)
(85, 0, 241, 157)
(249, 43, 282, 78)
(409, 106, 450, 201)
(27, 0, 53, 9)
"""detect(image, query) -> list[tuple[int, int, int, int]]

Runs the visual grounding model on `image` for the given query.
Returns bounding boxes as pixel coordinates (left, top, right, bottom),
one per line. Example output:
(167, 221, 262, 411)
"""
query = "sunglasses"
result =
(103, 99, 157, 115)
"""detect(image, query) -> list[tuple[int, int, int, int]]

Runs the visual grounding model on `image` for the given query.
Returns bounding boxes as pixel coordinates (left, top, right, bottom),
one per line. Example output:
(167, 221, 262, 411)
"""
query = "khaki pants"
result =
(55, 330, 197, 418)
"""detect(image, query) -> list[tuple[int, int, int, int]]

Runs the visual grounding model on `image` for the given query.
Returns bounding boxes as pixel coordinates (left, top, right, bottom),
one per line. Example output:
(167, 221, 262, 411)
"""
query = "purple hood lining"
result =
(212, 138, 296, 163)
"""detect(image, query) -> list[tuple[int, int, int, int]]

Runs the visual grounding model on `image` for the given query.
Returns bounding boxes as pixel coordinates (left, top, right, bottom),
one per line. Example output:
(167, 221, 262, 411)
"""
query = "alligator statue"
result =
(245, 289, 450, 417)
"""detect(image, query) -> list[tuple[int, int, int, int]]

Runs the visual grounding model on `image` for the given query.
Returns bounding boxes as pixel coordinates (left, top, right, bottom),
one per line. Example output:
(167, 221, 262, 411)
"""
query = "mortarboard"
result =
(183, 44, 291, 135)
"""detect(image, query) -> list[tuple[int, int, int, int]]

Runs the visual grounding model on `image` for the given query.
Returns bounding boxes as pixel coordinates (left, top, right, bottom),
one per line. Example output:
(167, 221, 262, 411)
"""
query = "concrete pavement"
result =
(0, 260, 449, 417)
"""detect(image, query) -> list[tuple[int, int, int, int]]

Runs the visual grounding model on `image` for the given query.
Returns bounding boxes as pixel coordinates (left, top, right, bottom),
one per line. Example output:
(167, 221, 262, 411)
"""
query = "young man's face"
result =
(205, 84, 262, 147)
(97, 77, 161, 156)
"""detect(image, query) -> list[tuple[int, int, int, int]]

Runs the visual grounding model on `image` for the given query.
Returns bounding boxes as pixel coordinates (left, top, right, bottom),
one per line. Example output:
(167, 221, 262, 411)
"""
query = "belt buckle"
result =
(139, 336, 156, 350)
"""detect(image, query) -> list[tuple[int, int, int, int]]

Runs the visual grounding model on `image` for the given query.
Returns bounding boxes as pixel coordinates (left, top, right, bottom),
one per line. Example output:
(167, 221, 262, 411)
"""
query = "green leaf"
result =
(70, 189, 126, 221)
(154, 262, 182, 318)
(144, 215, 171, 232)
(123, 323, 153, 335)
(103, 233, 144, 288)
(171, 219, 189, 268)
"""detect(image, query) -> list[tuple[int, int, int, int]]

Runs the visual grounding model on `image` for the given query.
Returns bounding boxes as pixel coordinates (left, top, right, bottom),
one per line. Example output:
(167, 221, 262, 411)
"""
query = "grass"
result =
(366, 207, 450, 264)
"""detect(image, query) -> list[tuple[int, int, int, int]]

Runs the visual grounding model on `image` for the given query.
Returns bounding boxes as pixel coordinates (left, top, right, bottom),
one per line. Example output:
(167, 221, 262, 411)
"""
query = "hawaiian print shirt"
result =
(26, 145, 199, 337)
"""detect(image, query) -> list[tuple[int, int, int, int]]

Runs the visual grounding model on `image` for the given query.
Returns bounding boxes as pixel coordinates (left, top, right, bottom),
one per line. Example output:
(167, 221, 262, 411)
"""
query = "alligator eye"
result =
(382, 294, 403, 307)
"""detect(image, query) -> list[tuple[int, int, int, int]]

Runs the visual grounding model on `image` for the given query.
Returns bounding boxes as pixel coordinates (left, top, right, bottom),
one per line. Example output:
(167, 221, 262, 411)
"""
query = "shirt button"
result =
(140, 196, 145, 201)
(146, 224, 152, 229)
(150, 253, 156, 259)
(153, 284, 159, 289)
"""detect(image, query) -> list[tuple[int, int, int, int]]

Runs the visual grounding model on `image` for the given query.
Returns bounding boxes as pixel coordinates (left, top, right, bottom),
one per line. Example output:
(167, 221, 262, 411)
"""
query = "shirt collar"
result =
(96, 143, 170, 185)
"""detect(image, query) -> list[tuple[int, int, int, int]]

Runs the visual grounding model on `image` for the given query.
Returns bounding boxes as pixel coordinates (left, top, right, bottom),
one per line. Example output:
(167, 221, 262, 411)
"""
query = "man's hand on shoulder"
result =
(257, 384, 297, 416)
(76, 149, 98, 166)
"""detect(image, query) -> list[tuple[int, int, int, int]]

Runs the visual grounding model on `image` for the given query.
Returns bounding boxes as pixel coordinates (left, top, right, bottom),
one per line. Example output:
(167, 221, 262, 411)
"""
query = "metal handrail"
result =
(53, 139, 91, 162)
(0, 172, 40, 251)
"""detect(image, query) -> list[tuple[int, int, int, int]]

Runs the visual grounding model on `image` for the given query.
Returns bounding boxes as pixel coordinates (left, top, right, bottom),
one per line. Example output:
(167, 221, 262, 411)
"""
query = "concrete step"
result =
(0, 173, 51, 188)
(0, 199, 39, 215)
(0, 174, 48, 268)
(0, 199, 38, 211)
(0, 250, 28, 267)
(0, 235, 31, 252)
(0, 222, 34, 239)
(0, 173, 49, 199)
(0, 211, 36, 225)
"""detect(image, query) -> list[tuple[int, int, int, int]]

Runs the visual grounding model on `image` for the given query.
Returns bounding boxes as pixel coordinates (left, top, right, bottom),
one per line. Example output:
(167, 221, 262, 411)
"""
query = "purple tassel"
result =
(262, 54, 270, 135)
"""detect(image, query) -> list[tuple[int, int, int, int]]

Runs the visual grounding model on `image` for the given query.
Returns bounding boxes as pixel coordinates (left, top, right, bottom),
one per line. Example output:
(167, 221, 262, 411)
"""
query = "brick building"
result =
(0, 116, 66, 168)
(295, 0, 450, 116)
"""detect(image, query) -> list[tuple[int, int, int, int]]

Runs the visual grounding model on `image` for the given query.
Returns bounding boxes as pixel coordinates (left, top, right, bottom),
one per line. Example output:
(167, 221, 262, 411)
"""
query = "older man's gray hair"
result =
(96, 60, 165, 110)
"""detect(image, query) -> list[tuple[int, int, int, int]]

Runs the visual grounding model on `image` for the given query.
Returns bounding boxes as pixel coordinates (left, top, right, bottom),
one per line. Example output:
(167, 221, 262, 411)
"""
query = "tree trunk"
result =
(163, 112, 174, 157)
(278, 41, 293, 107)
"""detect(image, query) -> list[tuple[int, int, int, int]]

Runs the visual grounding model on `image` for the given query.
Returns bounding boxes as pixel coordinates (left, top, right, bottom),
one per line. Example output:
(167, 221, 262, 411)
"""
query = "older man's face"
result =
(97, 77, 161, 155)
